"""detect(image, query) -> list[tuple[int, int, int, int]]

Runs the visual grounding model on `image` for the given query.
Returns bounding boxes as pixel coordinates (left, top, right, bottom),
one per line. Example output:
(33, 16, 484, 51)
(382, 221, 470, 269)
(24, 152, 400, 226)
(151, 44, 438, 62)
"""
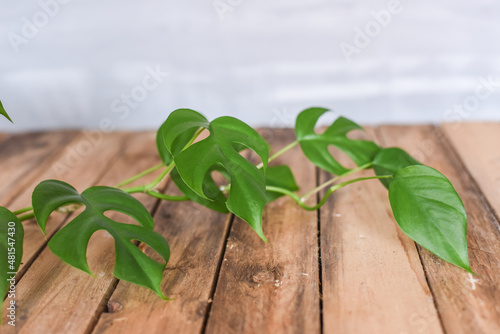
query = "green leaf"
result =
(170, 168, 229, 213)
(156, 108, 210, 164)
(32, 180, 170, 298)
(373, 147, 421, 189)
(156, 109, 228, 213)
(0, 207, 24, 300)
(265, 165, 299, 203)
(295, 107, 380, 175)
(389, 165, 471, 272)
(163, 111, 270, 241)
(0, 101, 13, 123)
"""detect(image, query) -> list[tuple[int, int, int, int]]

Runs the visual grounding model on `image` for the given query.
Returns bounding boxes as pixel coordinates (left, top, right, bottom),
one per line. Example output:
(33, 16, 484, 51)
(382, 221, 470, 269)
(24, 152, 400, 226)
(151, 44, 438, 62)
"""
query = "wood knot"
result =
(252, 271, 273, 283)
(107, 301, 123, 313)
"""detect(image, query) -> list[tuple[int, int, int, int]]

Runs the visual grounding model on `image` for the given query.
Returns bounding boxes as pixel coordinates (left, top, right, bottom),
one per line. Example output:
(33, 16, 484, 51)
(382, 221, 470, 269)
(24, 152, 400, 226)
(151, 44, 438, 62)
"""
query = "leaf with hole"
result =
(156, 109, 228, 213)
(32, 180, 170, 298)
(389, 165, 471, 272)
(0, 207, 23, 299)
(295, 107, 380, 175)
(373, 147, 421, 189)
(0, 101, 13, 123)
(162, 110, 269, 240)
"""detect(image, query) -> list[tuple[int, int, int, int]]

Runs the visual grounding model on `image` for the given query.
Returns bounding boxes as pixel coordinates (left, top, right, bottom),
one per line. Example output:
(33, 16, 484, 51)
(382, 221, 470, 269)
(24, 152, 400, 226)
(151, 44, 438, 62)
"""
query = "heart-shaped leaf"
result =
(163, 111, 269, 240)
(389, 165, 471, 272)
(0, 101, 13, 123)
(0, 207, 23, 299)
(156, 109, 228, 213)
(295, 107, 380, 175)
(265, 165, 299, 203)
(32, 180, 170, 298)
(373, 147, 421, 189)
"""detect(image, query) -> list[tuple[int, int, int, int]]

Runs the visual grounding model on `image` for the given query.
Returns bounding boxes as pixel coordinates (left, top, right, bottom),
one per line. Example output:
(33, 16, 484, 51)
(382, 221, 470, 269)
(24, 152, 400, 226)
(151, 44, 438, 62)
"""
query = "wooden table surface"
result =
(1, 123, 499, 334)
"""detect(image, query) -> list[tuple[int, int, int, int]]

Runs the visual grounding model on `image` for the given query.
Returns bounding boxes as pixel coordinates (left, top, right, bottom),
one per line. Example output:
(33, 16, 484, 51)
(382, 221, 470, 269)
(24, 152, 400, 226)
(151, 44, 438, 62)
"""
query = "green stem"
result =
(145, 190, 190, 201)
(116, 163, 165, 188)
(18, 212, 35, 222)
(122, 162, 175, 194)
(14, 206, 33, 215)
(257, 141, 299, 169)
(267, 175, 392, 211)
(302, 162, 373, 200)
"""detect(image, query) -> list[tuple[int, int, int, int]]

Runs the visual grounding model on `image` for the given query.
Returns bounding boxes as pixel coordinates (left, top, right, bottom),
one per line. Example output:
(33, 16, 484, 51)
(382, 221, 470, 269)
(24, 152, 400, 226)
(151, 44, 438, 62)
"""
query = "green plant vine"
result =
(0, 106, 474, 308)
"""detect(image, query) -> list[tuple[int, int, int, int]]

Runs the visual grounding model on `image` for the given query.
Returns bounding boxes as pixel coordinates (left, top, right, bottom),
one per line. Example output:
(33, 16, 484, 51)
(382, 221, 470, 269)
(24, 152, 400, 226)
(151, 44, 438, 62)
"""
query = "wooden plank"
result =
(5, 132, 127, 276)
(0, 131, 78, 204)
(0, 133, 9, 144)
(205, 129, 321, 334)
(441, 122, 500, 219)
(377, 125, 500, 334)
(319, 128, 442, 334)
(1, 132, 165, 333)
(92, 185, 232, 334)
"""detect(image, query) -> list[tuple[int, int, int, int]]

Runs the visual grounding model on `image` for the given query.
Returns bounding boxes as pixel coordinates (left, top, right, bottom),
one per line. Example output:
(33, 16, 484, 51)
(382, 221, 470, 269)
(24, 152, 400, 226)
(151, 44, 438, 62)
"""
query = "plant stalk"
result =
(256, 140, 299, 169)
(267, 175, 392, 211)
(301, 162, 372, 200)
(116, 163, 166, 188)
(13, 206, 33, 215)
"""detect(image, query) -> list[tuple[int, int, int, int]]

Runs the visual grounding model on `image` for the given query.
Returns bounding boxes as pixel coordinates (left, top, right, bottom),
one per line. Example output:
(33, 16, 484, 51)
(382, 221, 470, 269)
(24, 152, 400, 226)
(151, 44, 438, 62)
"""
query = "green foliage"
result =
(1, 106, 474, 302)
(373, 147, 421, 189)
(265, 165, 299, 203)
(0, 207, 23, 298)
(156, 110, 229, 213)
(32, 180, 170, 298)
(389, 165, 471, 272)
(295, 107, 381, 175)
(159, 109, 270, 241)
(0, 101, 13, 123)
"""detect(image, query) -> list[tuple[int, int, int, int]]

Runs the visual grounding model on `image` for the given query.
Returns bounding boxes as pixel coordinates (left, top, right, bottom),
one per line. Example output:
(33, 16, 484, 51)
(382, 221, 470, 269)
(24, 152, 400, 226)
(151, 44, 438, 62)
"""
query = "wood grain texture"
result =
(377, 125, 500, 334)
(2, 127, 500, 333)
(205, 129, 321, 334)
(1, 132, 164, 333)
(319, 128, 442, 334)
(442, 122, 500, 220)
(0, 131, 78, 204)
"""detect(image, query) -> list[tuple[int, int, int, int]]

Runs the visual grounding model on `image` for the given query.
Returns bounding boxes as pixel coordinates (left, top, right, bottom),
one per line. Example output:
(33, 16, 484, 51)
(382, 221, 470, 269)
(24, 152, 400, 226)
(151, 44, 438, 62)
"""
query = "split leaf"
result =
(389, 165, 471, 272)
(32, 180, 170, 298)
(295, 107, 380, 175)
(156, 109, 228, 213)
(162, 110, 269, 240)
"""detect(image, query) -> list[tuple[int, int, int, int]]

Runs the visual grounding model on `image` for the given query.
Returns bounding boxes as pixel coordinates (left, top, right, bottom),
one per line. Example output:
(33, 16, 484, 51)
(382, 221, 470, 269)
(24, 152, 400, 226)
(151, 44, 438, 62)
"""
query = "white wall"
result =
(1, 0, 499, 132)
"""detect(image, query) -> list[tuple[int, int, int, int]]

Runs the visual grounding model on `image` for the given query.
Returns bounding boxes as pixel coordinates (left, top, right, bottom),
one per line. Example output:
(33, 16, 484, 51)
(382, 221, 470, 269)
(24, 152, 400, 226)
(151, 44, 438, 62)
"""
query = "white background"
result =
(1, 0, 499, 132)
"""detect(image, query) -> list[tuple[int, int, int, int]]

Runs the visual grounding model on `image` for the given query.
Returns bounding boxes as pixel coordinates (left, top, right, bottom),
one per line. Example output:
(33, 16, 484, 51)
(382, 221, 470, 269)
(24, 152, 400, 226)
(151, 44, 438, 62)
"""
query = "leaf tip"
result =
(256, 229, 268, 243)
